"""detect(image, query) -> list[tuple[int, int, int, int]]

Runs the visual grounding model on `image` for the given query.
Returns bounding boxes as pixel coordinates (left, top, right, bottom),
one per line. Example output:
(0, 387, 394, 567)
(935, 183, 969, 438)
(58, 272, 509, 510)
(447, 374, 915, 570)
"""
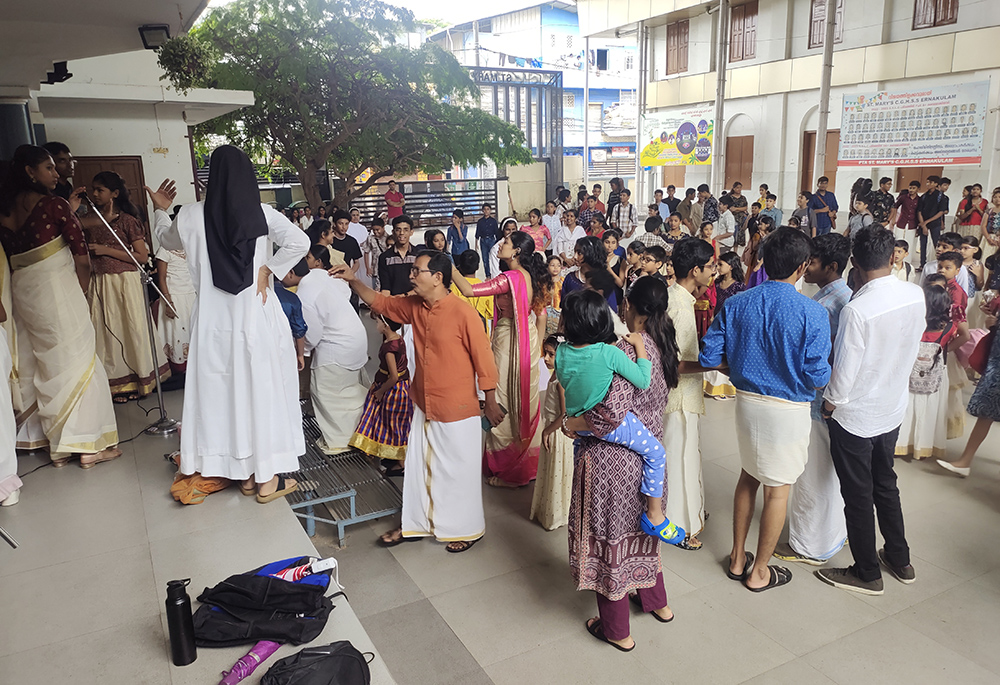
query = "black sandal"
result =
(586, 618, 635, 652)
(384, 466, 405, 478)
(255, 475, 298, 504)
(378, 529, 421, 547)
(445, 537, 482, 553)
(745, 565, 792, 593)
(628, 593, 674, 623)
(727, 551, 755, 581)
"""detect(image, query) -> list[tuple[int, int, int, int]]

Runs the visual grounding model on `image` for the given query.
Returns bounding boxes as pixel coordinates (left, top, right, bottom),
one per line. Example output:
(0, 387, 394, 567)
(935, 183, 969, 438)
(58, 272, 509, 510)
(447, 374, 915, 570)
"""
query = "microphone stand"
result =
(83, 196, 179, 436)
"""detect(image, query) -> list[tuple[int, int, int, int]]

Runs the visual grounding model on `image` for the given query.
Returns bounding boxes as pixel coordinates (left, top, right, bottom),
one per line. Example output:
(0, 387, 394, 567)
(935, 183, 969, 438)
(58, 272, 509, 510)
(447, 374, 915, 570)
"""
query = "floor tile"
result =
(363, 599, 483, 685)
(631, 592, 795, 683)
(485, 631, 657, 685)
(701, 569, 884, 656)
(896, 581, 1000, 675)
(804, 617, 998, 684)
(488, 511, 570, 564)
(740, 658, 837, 685)
(0, 615, 171, 685)
(0, 544, 159, 657)
(0, 446, 148, 577)
(430, 559, 592, 666)
(897, 493, 1000, 580)
(387, 525, 526, 598)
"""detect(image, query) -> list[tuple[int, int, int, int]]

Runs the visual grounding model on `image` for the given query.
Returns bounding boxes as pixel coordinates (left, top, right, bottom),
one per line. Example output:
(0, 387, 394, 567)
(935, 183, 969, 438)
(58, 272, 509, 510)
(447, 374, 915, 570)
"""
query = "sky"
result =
(207, 0, 533, 28)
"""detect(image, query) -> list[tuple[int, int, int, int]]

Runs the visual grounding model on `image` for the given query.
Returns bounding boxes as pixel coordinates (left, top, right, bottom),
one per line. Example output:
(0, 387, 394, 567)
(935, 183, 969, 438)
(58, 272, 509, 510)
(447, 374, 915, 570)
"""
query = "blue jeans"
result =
(579, 411, 665, 497)
(479, 236, 497, 277)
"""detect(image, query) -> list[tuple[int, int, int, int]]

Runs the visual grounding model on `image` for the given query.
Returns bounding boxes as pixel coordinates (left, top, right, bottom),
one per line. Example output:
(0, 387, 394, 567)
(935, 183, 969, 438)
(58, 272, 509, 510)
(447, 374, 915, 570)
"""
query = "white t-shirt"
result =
(715, 210, 735, 248)
(541, 214, 561, 237)
(299, 216, 314, 230)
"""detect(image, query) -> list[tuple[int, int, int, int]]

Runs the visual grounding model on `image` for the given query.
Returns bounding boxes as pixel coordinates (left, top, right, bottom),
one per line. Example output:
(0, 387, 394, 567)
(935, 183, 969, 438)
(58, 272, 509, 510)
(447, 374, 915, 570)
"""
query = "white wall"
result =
(41, 100, 199, 210)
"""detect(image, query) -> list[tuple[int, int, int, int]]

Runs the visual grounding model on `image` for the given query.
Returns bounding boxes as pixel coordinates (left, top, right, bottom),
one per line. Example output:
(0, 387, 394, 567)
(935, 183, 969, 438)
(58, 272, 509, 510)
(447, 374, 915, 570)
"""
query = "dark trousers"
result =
(918, 223, 941, 268)
(826, 419, 910, 582)
(480, 236, 497, 278)
(595, 571, 667, 641)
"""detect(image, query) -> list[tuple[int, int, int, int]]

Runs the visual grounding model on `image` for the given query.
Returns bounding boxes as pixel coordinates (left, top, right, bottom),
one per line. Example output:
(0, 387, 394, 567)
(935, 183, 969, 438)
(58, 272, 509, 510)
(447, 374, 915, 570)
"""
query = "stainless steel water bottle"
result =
(165, 578, 197, 666)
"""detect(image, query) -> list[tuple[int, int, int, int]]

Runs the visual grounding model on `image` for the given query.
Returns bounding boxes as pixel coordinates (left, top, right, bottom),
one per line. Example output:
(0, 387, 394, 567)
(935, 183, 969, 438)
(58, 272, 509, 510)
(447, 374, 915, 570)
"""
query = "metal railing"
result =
(346, 178, 501, 229)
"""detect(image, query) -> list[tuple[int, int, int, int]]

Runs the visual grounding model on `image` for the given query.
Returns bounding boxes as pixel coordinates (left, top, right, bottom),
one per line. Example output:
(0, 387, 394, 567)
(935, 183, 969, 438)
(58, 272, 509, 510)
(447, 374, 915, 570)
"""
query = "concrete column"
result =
(0, 99, 33, 160)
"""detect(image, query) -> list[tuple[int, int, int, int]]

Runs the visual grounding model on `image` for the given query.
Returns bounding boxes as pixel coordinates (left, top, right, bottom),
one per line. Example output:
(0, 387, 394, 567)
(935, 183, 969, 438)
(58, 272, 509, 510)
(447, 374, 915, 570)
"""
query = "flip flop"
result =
(80, 448, 122, 469)
(256, 475, 298, 504)
(628, 592, 674, 623)
(445, 537, 482, 553)
(239, 483, 256, 497)
(745, 565, 792, 593)
(727, 551, 755, 581)
(585, 618, 635, 652)
(378, 530, 421, 547)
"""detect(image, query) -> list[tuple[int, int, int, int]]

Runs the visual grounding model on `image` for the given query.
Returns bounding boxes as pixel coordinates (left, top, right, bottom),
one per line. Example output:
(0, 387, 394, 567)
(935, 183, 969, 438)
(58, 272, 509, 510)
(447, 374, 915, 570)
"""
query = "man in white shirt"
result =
(296, 256, 370, 454)
(610, 188, 638, 238)
(818, 227, 925, 596)
(553, 208, 587, 267)
(299, 205, 314, 230)
(715, 195, 736, 250)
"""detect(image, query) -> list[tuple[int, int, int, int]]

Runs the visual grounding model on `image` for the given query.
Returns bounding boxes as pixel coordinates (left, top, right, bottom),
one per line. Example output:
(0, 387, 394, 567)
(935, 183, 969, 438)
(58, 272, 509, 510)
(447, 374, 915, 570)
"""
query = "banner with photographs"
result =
(840, 81, 989, 167)
(640, 104, 715, 167)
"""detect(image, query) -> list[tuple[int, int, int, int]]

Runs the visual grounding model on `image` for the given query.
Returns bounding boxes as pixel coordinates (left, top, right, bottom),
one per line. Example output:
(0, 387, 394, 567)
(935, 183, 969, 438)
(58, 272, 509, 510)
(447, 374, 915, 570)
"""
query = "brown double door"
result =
(724, 135, 754, 191)
(74, 155, 151, 243)
(894, 167, 944, 193)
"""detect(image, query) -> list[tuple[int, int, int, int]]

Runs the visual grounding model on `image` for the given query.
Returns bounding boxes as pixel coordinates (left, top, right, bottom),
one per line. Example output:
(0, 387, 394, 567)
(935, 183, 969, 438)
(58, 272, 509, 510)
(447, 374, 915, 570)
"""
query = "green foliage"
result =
(157, 0, 531, 206)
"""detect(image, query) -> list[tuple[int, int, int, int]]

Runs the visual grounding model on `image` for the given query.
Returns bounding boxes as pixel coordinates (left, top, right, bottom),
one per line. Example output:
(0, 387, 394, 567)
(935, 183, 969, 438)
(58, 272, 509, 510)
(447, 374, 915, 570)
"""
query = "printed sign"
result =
(839, 82, 989, 167)
(640, 104, 714, 166)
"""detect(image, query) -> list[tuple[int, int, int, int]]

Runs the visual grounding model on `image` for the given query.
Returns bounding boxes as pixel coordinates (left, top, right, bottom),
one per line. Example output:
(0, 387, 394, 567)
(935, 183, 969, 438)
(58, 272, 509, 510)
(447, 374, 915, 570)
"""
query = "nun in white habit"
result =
(148, 145, 310, 503)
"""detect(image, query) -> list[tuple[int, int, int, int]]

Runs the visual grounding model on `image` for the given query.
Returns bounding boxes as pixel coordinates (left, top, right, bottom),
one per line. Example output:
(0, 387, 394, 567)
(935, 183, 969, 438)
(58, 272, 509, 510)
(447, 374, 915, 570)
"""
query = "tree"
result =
(158, 0, 532, 210)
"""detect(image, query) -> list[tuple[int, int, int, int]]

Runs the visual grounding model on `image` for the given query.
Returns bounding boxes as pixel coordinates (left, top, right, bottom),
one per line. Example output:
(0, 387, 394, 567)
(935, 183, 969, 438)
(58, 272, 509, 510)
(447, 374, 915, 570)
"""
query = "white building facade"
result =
(578, 0, 1000, 214)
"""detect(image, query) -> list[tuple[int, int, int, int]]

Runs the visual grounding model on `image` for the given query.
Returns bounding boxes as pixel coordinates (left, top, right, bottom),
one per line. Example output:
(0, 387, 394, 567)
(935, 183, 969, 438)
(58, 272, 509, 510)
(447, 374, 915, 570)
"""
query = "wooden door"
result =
(75, 155, 150, 242)
(894, 167, 943, 193)
(724, 135, 754, 191)
(800, 130, 840, 192)
(661, 166, 687, 192)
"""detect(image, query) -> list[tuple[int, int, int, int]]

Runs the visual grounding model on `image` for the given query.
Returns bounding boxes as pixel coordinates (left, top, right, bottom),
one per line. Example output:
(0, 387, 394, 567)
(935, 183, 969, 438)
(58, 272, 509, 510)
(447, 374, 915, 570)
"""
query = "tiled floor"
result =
(0, 391, 393, 685)
(313, 384, 1000, 685)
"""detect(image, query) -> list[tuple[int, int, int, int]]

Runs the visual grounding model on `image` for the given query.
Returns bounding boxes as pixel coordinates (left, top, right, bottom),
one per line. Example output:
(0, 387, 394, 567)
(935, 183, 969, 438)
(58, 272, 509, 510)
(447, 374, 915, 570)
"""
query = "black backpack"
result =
(193, 556, 342, 647)
(261, 641, 373, 685)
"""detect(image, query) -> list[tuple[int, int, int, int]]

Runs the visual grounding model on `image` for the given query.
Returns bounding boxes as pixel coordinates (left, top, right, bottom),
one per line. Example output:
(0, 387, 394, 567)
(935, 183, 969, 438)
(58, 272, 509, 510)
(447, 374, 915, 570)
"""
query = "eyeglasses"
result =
(410, 267, 435, 276)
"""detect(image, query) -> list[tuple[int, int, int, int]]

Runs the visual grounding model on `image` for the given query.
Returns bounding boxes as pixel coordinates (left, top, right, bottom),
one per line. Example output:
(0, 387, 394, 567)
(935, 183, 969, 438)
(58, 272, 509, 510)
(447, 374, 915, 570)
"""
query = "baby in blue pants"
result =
(555, 297, 685, 545)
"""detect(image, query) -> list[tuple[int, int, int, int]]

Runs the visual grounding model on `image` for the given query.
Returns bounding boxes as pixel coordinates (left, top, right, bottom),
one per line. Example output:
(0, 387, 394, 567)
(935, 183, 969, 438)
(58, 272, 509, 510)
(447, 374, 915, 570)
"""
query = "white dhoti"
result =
(0, 330, 21, 501)
(401, 405, 485, 542)
(311, 363, 368, 454)
(788, 419, 847, 561)
(402, 324, 416, 379)
(735, 390, 811, 487)
(663, 410, 705, 536)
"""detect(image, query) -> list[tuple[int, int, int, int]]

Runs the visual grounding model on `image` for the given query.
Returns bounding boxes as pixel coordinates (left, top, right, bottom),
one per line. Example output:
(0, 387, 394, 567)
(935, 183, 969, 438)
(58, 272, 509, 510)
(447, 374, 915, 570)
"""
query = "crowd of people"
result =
(1, 142, 998, 653)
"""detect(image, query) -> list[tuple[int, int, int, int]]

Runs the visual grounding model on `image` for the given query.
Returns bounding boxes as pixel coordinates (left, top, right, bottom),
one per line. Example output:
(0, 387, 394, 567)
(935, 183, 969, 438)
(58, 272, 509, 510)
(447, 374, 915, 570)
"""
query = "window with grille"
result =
(625, 53, 635, 70)
(666, 20, 689, 75)
(564, 93, 575, 108)
(730, 1, 758, 62)
(809, 0, 845, 49)
(913, 0, 959, 29)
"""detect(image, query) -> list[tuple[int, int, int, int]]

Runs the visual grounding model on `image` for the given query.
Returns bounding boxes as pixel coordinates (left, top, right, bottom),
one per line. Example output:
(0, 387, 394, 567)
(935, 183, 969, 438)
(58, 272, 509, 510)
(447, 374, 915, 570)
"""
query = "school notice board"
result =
(839, 81, 989, 167)
(639, 104, 715, 167)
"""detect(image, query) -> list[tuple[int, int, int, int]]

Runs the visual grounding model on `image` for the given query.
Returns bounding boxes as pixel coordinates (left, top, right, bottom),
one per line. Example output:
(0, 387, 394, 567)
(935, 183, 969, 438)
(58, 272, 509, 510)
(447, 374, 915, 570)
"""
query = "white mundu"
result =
(154, 204, 309, 483)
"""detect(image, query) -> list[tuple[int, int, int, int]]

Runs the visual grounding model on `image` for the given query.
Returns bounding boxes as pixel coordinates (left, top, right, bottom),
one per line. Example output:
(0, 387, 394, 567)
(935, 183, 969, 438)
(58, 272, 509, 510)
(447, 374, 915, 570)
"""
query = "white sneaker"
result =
(1, 489, 19, 507)
(935, 460, 970, 478)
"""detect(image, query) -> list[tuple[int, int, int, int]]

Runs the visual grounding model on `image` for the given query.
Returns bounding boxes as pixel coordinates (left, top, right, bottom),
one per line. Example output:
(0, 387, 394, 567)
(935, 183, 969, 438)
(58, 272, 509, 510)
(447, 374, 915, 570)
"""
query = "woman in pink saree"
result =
(452, 231, 552, 487)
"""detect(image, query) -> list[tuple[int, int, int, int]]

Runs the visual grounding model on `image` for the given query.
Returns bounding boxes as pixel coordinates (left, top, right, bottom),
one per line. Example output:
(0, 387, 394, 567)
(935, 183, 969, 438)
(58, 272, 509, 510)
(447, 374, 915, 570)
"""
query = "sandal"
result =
(384, 465, 405, 478)
(239, 482, 257, 497)
(745, 565, 793, 593)
(675, 535, 703, 551)
(445, 537, 482, 553)
(112, 394, 130, 404)
(80, 447, 122, 469)
(585, 618, 635, 652)
(378, 529, 421, 547)
(628, 593, 674, 623)
(727, 551, 755, 581)
(256, 475, 298, 504)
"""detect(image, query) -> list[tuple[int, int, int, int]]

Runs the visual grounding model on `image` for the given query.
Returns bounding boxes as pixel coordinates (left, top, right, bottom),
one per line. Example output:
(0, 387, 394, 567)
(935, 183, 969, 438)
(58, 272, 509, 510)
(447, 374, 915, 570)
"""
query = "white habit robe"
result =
(296, 270, 369, 454)
(154, 204, 309, 483)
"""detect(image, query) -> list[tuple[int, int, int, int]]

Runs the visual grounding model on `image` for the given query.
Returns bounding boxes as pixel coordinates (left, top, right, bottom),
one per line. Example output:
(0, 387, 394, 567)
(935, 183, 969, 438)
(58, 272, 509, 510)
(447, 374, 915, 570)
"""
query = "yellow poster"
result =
(640, 104, 714, 167)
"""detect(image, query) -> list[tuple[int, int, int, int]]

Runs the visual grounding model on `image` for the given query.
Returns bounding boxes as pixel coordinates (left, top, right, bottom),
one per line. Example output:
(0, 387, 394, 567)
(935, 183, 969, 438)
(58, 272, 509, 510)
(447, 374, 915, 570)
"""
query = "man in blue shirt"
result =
(476, 203, 499, 278)
(775, 233, 851, 567)
(808, 176, 839, 236)
(700, 227, 831, 592)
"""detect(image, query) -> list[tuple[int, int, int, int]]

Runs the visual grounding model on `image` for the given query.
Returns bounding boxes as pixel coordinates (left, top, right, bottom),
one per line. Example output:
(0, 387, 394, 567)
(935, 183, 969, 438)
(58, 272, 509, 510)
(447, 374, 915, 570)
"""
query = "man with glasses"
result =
(701, 228, 832, 592)
(661, 239, 717, 550)
(334, 252, 500, 553)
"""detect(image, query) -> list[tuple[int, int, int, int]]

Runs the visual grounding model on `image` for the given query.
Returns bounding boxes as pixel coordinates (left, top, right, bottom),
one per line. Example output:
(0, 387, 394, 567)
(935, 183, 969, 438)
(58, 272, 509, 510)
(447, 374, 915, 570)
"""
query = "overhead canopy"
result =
(0, 0, 209, 95)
